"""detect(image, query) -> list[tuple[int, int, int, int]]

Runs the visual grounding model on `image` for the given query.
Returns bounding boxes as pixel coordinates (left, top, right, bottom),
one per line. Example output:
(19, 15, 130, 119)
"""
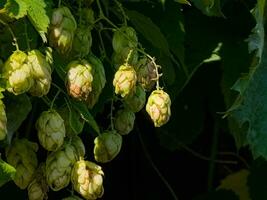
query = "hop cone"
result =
(146, 90, 171, 127)
(2, 51, 33, 95)
(36, 110, 66, 151)
(114, 109, 135, 135)
(49, 6, 77, 54)
(62, 195, 83, 200)
(27, 50, 52, 97)
(124, 85, 146, 113)
(27, 163, 48, 200)
(94, 131, 122, 163)
(137, 58, 157, 91)
(71, 160, 104, 199)
(0, 100, 7, 140)
(46, 141, 80, 191)
(72, 27, 92, 57)
(113, 64, 137, 98)
(112, 47, 139, 69)
(81, 8, 95, 26)
(66, 60, 93, 101)
(112, 26, 138, 53)
(86, 55, 106, 109)
(6, 138, 38, 189)
(71, 135, 86, 159)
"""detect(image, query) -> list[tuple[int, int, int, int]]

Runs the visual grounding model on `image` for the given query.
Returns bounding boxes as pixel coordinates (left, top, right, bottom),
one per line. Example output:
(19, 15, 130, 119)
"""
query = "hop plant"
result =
(66, 60, 93, 101)
(49, 6, 77, 54)
(85, 55, 106, 109)
(36, 110, 66, 151)
(27, 163, 48, 200)
(124, 85, 146, 113)
(46, 141, 80, 191)
(0, 99, 7, 140)
(113, 64, 137, 98)
(94, 131, 122, 163)
(71, 135, 86, 159)
(72, 27, 92, 57)
(112, 26, 138, 53)
(71, 160, 104, 199)
(137, 58, 157, 91)
(112, 47, 139, 69)
(27, 50, 52, 97)
(114, 109, 135, 135)
(2, 51, 33, 95)
(6, 138, 38, 189)
(146, 90, 171, 127)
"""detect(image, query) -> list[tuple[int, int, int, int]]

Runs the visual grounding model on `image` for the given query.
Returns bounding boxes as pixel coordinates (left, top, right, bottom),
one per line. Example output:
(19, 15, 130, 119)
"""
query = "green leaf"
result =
(0, 158, 16, 187)
(126, 10, 170, 56)
(70, 100, 100, 134)
(1, 0, 28, 19)
(24, 0, 50, 42)
(191, 0, 224, 17)
(4, 93, 32, 144)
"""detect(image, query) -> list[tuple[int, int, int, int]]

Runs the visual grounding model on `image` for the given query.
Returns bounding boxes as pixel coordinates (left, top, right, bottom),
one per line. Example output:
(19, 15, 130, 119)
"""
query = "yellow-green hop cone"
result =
(28, 50, 52, 97)
(72, 27, 92, 57)
(114, 109, 135, 135)
(0, 100, 7, 140)
(28, 163, 48, 200)
(112, 26, 138, 53)
(71, 160, 104, 199)
(113, 65, 137, 98)
(62, 195, 83, 200)
(146, 90, 171, 127)
(94, 131, 122, 163)
(46, 143, 78, 191)
(49, 6, 77, 54)
(66, 60, 93, 101)
(2, 51, 33, 95)
(36, 110, 66, 151)
(6, 138, 38, 189)
(86, 55, 106, 109)
(124, 85, 146, 113)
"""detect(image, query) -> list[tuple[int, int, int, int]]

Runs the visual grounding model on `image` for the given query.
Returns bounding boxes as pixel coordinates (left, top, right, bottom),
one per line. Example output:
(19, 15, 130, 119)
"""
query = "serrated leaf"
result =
(4, 93, 32, 144)
(126, 10, 170, 56)
(24, 0, 50, 42)
(70, 100, 100, 134)
(0, 0, 28, 19)
(191, 0, 224, 17)
(0, 158, 16, 187)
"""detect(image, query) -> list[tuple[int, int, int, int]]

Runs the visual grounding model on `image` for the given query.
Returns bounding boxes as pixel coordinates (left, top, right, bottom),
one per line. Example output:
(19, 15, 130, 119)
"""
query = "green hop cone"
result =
(36, 110, 66, 151)
(124, 85, 146, 113)
(81, 8, 95, 26)
(46, 141, 80, 191)
(114, 109, 135, 135)
(146, 90, 171, 127)
(113, 64, 137, 98)
(62, 195, 83, 200)
(94, 131, 122, 163)
(49, 6, 77, 54)
(86, 55, 106, 109)
(137, 57, 157, 91)
(72, 27, 92, 57)
(71, 135, 86, 159)
(27, 163, 48, 200)
(71, 160, 104, 199)
(6, 138, 38, 189)
(27, 50, 52, 97)
(112, 47, 139, 69)
(0, 100, 7, 140)
(112, 26, 138, 53)
(2, 51, 33, 95)
(66, 60, 93, 101)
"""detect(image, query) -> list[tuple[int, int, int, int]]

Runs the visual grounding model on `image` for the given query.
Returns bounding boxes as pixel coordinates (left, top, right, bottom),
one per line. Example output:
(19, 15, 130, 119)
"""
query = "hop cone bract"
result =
(71, 160, 104, 199)
(114, 109, 135, 135)
(36, 110, 66, 151)
(6, 138, 38, 189)
(124, 85, 146, 113)
(94, 131, 122, 163)
(146, 90, 171, 127)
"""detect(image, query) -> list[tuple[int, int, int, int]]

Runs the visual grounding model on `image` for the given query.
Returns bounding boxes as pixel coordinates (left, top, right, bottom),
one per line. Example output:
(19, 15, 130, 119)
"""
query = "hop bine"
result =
(146, 89, 171, 127)
(94, 131, 122, 163)
(71, 160, 104, 199)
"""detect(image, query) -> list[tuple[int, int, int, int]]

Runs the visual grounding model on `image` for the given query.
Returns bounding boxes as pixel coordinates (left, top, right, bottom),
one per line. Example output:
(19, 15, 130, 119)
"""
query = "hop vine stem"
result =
(0, 19, 19, 51)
